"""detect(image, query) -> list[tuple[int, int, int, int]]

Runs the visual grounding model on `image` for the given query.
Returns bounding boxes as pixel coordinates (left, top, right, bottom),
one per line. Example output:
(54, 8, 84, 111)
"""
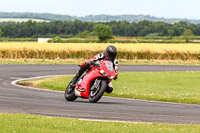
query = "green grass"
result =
(19, 72, 200, 104)
(0, 59, 85, 65)
(1, 113, 200, 133)
(112, 72, 200, 104)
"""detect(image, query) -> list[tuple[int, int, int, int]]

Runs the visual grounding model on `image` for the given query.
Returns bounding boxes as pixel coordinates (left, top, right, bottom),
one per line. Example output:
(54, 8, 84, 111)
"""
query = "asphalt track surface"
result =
(1, 64, 200, 124)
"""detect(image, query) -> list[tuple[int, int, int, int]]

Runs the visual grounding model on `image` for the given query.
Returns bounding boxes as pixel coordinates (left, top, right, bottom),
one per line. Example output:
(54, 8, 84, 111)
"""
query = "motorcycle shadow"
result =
(74, 100, 123, 105)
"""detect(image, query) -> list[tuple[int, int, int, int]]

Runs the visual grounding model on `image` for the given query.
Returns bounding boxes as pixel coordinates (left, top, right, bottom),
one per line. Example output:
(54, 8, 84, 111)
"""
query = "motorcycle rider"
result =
(69, 45, 118, 93)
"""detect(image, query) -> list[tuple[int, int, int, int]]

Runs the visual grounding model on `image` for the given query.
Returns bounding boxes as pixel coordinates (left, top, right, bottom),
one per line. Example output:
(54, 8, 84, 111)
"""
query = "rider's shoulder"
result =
(98, 53, 105, 59)
(114, 59, 118, 65)
(94, 53, 105, 61)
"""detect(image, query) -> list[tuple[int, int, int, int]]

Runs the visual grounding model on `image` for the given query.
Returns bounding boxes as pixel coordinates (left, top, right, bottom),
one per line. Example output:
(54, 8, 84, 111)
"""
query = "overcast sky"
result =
(0, 0, 199, 19)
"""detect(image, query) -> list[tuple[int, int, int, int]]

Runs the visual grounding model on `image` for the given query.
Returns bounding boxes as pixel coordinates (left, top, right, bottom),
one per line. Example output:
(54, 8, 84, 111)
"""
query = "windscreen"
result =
(105, 61, 113, 71)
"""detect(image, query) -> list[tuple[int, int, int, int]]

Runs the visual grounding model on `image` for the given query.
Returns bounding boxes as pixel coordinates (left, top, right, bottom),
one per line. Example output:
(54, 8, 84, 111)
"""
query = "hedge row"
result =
(48, 39, 200, 44)
(0, 38, 37, 42)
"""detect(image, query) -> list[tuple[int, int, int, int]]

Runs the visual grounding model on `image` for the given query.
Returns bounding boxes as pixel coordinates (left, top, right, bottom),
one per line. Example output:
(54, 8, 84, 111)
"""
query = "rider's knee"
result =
(78, 62, 90, 73)
(106, 82, 113, 93)
(106, 86, 113, 93)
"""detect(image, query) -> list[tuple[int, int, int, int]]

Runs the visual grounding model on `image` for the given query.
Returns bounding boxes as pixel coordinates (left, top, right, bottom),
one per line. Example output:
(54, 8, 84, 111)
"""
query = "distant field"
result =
(0, 42, 200, 60)
(0, 18, 49, 22)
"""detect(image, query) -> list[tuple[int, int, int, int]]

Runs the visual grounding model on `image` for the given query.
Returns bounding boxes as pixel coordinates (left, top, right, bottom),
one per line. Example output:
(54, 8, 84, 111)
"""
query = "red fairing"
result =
(76, 69, 103, 98)
(75, 60, 117, 98)
(88, 53, 118, 73)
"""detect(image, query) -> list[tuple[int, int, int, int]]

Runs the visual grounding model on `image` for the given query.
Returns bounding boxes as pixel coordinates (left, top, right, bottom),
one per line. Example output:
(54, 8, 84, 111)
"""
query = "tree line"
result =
(1, 12, 200, 24)
(0, 20, 200, 38)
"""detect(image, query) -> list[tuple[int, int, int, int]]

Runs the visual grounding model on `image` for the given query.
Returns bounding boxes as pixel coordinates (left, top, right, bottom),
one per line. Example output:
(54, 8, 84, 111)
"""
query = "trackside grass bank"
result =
(19, 71, 200, 104)
(1, 58, 200, 65)
(1, 114, 200, 133)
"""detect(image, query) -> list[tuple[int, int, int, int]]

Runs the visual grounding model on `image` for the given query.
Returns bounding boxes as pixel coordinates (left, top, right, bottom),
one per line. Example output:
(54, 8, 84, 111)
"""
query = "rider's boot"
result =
(69, 62, 89, 87)
(70, 70, 84, 87)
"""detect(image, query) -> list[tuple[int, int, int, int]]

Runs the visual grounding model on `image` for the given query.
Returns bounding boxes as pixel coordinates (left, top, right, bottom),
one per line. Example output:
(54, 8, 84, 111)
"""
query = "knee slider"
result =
(106, 86, 113, 93)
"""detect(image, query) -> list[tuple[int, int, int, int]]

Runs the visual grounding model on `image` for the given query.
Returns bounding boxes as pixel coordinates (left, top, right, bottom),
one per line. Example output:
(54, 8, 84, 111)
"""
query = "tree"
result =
(52, 36, 63, 43)
(78, 30, 89, 38)
(182, 29, 194, 43)
(168, 29, 174, 39)
(93, 24, 113, 42)
(0, 29, 2, 37)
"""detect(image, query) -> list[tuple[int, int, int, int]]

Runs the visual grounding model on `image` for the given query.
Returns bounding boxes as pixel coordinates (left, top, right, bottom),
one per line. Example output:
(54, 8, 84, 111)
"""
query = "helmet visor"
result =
(106, 52, 116, 61)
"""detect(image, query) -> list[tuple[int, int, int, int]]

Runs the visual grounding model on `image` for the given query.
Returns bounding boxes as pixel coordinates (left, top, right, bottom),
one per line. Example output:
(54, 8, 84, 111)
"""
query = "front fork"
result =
(91, 79, 101, 91)
(90, 79, 102, 97)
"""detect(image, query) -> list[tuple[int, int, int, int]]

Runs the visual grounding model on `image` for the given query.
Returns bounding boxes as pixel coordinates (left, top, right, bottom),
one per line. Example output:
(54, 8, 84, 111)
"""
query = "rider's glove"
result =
(89, 60, 100, 67)
(89, 60, 95, 65)
(114, 75, 118, 80)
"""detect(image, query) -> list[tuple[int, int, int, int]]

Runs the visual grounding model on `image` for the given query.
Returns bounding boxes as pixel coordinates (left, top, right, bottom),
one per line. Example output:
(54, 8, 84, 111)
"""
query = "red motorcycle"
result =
(65, 59, 117, 103)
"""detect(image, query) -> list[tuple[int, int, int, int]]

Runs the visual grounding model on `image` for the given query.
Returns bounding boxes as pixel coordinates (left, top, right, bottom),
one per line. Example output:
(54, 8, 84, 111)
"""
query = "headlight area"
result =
(108, 76, 114, 80)
(99, 70, 114, 79)
(99, 70, 107, 76)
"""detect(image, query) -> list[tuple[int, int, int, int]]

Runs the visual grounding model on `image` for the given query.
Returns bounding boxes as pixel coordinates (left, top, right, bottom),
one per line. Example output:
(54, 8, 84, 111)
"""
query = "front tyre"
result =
(64, 81, 78, 101)
(89, 80, 107, 103)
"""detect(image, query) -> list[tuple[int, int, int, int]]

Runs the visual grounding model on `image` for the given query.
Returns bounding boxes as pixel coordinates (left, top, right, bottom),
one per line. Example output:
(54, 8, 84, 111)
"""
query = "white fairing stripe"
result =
(75, 89, 81, 96)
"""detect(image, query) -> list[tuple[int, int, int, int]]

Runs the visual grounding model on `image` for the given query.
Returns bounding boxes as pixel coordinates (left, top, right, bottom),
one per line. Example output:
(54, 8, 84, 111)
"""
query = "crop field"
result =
(0, 18, 49, 22)
(0, 42, 200, 60)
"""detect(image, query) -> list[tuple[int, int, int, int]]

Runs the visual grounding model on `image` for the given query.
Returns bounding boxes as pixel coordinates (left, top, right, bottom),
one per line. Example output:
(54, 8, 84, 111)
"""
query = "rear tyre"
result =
(89, 80, 107, 103)
(64, 81, 78, 101)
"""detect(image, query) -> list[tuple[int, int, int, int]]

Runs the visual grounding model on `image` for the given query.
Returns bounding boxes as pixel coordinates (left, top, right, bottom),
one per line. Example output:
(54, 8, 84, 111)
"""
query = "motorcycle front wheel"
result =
(64, 81, 78, 101)
(89, 79, 107, 103)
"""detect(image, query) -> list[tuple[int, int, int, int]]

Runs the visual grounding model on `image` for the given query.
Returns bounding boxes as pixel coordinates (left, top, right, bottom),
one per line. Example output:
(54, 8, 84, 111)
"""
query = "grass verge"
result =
(1, 58, 200, 65)
(1, 113, 200, 133)
(18, 71, 200, 104)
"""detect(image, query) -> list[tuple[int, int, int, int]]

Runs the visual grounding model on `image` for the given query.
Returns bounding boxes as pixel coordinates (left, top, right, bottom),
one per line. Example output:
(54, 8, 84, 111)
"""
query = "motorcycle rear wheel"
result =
(64, 81, 78, 101)
(89, 79, 107, 103)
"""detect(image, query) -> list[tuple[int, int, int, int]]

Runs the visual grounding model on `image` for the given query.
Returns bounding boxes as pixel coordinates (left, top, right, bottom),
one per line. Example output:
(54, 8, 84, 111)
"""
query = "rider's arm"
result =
(114, 59, 118, 73)
(113, 59, 118, 80)
(88, 53, 105, 65)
